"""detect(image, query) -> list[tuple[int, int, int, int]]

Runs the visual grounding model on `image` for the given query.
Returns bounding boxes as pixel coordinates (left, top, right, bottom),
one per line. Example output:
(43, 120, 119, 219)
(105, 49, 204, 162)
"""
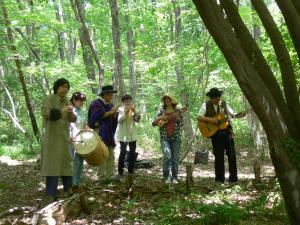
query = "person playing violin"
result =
(152, 94, 185, 184)
(116, 94, 141, 179)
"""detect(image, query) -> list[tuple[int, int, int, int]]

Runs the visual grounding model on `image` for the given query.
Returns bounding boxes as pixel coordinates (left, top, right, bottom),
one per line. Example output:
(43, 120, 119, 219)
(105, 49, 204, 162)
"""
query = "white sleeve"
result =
(118, 107, 127, 123)
(198, 103, 207, 116)
(226, 104, 235, 117)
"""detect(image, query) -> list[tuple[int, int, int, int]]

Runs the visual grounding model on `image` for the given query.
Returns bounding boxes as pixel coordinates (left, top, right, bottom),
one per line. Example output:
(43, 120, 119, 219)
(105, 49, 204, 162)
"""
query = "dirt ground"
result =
(0, 147, 281, 225)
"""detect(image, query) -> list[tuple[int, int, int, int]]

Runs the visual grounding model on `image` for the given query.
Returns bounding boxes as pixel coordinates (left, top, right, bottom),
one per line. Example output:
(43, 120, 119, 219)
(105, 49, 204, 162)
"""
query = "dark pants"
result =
(211, 129, 238, 183)
(118, 141, 137, 175)
(45, 176, 72, 197)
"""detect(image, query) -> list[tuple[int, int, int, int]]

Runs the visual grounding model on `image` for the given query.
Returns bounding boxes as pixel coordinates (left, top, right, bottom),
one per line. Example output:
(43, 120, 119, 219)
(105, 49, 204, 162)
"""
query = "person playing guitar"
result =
(197, 87, 246, 184)
(152, 94, 187, 184)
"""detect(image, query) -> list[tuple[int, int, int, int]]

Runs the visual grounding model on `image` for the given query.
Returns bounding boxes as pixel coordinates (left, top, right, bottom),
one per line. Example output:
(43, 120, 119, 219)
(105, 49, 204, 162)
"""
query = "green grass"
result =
(0, 144, 39, 160)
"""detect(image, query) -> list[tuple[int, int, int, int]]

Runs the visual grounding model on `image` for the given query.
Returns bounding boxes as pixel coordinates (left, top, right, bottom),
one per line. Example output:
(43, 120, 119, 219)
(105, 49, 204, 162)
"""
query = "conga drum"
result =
(73, 129, 109, 166)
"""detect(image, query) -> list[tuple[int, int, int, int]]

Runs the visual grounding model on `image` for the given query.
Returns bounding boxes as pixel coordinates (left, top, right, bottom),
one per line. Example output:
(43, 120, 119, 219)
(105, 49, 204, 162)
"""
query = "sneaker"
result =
(172, 178, 179, 184)
(163, 177, 172, 184)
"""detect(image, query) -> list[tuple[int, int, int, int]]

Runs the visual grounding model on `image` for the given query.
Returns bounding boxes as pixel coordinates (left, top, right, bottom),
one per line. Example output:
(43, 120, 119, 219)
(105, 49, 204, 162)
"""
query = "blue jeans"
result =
(45, 176, 72, 197)
(160, 139, 181, 180)
(69, 144, 84, 185)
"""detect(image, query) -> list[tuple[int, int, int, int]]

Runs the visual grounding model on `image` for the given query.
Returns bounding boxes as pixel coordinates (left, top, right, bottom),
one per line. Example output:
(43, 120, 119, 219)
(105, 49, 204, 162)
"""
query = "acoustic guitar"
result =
(154, 106, 188, 127)
(198, 109, 252, 138)
(198, 113, 229, 138)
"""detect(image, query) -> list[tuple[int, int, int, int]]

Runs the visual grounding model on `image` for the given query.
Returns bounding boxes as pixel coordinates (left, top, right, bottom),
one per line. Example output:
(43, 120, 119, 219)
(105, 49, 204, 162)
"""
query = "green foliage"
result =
(197, 202, 244, 225)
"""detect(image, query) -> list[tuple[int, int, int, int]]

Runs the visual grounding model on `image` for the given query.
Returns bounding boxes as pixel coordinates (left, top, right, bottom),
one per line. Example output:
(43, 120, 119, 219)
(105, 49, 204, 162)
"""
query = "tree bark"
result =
(109, 0, 125, 97)
(70, 0, 97, 94)
(124, 0, 135, 101)
(192, 1, 300, 223)
(291, 0, 300, 16)
(275, 0, 300, 61)
(73, 0, 105, 90)
(0, 0, 40, 141)
(220, 0, 300, 137)
(250, 0, 300, 126)
(55, 0, 68, 62)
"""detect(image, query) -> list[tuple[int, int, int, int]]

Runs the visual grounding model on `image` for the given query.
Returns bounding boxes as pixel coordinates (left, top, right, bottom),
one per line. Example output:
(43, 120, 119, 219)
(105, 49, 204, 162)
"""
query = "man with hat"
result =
(88, 85, 119, 180)
(198, 87, 246, 183)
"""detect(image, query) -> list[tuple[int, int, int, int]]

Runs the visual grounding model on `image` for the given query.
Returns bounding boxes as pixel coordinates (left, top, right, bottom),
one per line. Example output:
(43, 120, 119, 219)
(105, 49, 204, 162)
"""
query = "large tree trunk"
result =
(73, 0, 105, 90)
(109, 0, 125, 97)
(192, 1, 300, 223)
(172, 0, 194, 139)
(0, 0, 40, 141)
(124, 0, 135, 101)
(70, 0, 97, 94)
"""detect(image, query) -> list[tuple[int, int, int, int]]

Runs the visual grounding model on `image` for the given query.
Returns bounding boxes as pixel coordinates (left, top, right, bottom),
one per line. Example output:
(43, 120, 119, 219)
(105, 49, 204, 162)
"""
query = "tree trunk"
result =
(109, 0, 125, 97)
(0, 0, 40, 141)
(70, 0, 97, 94)
(73, 0, 105, 90)
(172, 0, 194, 139)
(56, 0, 67, 62)
(0, 66, 5, 109)
(192, 1, 300, 223)
(124, 0, 135, 101)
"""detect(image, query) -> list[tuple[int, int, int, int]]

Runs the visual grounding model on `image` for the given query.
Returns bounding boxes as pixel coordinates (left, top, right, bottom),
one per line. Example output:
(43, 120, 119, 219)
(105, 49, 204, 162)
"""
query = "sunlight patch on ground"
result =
(0, 156, 23, 166)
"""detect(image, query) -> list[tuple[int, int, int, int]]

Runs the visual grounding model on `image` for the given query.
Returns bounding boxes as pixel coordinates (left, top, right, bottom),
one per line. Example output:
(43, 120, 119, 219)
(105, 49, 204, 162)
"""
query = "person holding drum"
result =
(41, 78, 76, 201)
(88, 85, 118, 181)
(69, 92, 87, 187)
(116, 94, 141, 179)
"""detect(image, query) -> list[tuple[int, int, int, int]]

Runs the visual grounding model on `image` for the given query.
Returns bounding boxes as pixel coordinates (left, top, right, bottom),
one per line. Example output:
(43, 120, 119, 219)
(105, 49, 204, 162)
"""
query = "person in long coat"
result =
(41, 78, 76, 201)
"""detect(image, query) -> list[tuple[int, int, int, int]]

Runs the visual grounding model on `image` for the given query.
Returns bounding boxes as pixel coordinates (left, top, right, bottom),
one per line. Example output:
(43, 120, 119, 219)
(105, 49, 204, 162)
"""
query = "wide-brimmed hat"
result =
(98, 85, 117, 96)
(206, 87, 223, 98)
(161, 93, 178, 105)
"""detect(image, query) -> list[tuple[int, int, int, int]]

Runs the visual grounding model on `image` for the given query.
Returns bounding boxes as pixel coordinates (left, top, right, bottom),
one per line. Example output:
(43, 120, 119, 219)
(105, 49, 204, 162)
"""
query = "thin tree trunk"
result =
(124, 0, 135, 101)
(172, 0, 194, 139)
(250, 0, 300, 128)
(0, 0, 40, 140)
(275, 0, 300, 61)
(70, 0, 97, 93)
(56, 0, 66, 61)
(73, 0, 105, 90)
(0, 66, 5, 109)
(109, 0, 125, 97)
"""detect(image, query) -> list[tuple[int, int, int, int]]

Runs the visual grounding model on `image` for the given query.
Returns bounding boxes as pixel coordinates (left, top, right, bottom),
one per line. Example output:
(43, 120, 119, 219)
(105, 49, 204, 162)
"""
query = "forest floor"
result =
(0, 147, 288, 225)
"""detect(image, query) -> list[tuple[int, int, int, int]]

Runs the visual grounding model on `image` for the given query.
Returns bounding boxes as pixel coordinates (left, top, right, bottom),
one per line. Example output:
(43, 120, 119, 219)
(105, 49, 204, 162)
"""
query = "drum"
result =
(73, 129, 109, 166)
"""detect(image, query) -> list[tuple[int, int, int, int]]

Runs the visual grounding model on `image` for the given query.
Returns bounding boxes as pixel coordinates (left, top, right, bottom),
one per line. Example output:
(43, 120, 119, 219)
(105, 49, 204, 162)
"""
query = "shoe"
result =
(163, 177, 172, 184)
(172, 178, 179, 184)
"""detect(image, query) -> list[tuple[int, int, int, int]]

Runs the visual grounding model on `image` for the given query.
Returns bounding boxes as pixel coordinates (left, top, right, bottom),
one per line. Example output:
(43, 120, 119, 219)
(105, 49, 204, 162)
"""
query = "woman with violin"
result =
(116, 94, 141, 178)
(152, 94, 186, 184)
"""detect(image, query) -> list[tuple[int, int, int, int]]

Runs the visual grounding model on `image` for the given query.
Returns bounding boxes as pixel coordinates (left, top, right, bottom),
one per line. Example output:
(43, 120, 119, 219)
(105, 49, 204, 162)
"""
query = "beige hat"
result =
(161, 93, 178, 105)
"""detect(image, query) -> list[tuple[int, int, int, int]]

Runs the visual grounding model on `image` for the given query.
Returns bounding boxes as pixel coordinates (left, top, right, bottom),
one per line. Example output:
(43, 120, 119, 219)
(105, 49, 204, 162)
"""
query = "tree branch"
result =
(275, 0, 300, 61)
(250, 0, 300, 127)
